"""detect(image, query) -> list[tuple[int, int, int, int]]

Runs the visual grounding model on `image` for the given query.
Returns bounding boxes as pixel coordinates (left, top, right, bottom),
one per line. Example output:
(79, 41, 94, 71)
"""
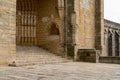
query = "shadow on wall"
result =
(44, 22, 62, 55)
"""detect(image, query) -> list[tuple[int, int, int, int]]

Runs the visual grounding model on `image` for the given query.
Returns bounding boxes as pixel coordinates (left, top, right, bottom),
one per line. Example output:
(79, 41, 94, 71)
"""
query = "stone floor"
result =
(0, 62, 120, 80)
(16, 46, 71, 66)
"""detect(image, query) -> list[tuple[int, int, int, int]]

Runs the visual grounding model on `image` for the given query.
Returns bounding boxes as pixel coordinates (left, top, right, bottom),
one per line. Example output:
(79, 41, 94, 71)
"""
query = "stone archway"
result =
(13, 0, 66, 66)
(16, 0, 64, 55)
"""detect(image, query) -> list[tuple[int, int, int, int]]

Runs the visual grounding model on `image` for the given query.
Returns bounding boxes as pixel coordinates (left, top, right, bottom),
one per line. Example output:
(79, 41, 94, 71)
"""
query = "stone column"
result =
(119, 35, 120, 56)
(112, 31, 116, 56)
(95, 0, 104, 55)
(104, 31, 108, 56)
(108, 32, 113, 56)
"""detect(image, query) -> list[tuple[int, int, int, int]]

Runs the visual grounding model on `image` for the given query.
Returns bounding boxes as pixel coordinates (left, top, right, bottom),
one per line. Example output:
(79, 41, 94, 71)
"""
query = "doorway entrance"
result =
(16, 0, 64, 55)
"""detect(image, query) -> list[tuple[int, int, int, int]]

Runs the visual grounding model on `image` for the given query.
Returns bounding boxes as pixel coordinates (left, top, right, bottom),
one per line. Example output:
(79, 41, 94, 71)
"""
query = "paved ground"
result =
(0, 62, 120, 80)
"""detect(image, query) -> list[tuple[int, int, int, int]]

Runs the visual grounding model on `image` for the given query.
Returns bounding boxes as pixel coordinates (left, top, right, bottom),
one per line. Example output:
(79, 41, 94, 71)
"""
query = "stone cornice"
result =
(104, 19, 120, 30)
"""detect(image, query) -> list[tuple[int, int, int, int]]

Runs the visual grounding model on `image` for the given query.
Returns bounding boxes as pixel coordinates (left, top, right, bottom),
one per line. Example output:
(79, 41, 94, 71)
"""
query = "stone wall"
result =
(74, 0, 104, 50)
(0, 0, 16, 65)
(74, 0, 104, 60)
(74, 0, 96, 49)
(36, 0, 64, 55)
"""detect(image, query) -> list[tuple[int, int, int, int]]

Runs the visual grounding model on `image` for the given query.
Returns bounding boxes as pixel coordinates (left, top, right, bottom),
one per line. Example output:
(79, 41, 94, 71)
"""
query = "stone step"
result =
(15, 46, 72, 66)
(16, 58, 69, 62)
(16, 61, 69, 66)
(16, 57, 70, 66)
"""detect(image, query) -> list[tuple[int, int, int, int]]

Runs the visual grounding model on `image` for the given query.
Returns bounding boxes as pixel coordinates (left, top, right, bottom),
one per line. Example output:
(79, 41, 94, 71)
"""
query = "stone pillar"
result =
(108, 32, 112, 56)
(0, 0, 16, 65)
(64, 0, 75, 58)
(95, 0, 104, 54)
(112, 31, 116, 56)
(71, 12, 78, 61)
(104, 31, 108, 56)
(119, 35, 120, 56)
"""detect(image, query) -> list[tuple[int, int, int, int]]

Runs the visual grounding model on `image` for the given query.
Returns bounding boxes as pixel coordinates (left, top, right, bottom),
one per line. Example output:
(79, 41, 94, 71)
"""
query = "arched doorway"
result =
(16, 0, 64, 64)
(16, 0, 62, 49)
(15, 0, 67, 66)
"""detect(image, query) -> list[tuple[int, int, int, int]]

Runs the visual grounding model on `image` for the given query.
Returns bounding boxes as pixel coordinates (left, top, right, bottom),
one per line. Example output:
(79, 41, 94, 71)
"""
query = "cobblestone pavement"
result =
(0, 62, 120, 80)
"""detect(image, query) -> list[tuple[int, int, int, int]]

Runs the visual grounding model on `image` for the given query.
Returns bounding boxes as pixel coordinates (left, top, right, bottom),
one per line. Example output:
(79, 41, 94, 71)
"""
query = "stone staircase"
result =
(15, 46, 71, 66)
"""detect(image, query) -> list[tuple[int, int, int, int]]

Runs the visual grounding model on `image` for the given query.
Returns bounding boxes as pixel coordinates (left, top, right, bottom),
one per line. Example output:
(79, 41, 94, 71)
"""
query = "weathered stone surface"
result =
(36, 0, 64, 55)
(73, 0, 104, 61)
(0, 0, 16, 65)
(0, 62, 120, 80)
(74, 0, 96, 49)
(0, 0, 104, 65)
(15, 46, 71, 66)
(77, 49, 98, 63)
(100, 57, 120, 64)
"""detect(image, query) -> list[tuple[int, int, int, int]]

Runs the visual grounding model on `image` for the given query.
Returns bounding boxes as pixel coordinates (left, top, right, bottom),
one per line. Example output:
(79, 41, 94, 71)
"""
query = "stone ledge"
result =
(76, 49, 99, 63)
(99, 57, 120, 64)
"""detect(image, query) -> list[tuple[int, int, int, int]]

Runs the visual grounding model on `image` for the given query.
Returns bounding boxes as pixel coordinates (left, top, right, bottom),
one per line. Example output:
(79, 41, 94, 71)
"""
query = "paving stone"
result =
(0, 62, 120, 80)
